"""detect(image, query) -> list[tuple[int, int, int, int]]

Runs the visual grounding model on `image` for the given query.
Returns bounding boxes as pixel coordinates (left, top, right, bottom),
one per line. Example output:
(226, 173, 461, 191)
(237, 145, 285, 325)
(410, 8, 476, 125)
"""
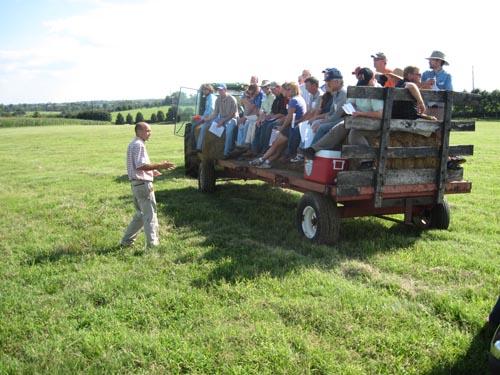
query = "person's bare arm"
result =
(138, 161, 176, 171)
(405, 82, 426, 114)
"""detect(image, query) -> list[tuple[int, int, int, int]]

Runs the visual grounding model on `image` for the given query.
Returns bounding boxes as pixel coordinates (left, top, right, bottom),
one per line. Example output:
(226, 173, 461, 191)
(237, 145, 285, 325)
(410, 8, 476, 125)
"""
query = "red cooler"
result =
(304, 150, 347, 184)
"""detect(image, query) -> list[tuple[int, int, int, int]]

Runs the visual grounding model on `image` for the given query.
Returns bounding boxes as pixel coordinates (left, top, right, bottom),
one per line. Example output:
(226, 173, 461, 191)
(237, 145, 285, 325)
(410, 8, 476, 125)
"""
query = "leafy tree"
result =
(115, 113, 125, 125)
(135, 112, 144, 123)
(75, 110, 111, 121)
(126, 113, 133, 124)
(157, 110, 165, 122)
(166, 106, 178, 121)
(150, 113, 157, 123)
(33, 111, 41, 118)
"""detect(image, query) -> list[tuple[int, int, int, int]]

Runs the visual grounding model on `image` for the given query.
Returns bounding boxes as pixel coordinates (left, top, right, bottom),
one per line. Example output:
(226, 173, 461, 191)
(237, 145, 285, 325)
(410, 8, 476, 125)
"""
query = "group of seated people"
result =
(191, 50, 452, 169)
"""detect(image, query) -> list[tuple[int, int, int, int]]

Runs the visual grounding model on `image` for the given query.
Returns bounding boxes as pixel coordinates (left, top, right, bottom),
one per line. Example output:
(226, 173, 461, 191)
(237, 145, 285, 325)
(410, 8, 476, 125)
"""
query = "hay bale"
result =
(202, 128, 225, 160)
(364, 131, 440, 169)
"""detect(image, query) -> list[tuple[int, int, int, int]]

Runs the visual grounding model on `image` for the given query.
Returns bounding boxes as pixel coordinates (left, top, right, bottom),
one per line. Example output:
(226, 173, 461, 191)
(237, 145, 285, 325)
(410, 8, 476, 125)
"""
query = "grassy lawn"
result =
(0, 122, 498, 374)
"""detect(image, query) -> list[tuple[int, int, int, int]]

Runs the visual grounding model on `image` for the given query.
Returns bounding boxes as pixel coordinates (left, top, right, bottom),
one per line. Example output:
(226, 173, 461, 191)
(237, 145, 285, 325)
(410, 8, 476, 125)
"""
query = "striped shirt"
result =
(127, 137, 153, 182)
(213, 94, 238, 120)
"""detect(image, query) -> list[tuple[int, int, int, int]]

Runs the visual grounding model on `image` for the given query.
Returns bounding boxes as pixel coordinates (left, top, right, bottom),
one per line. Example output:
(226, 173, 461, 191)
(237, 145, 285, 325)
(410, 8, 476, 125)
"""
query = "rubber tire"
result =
(430, 199, 450, 229)
(184, 123, 200, 178)
(198, 159, 216, 193)
(412, 199, 450, 230)
(296, 192, 340, 245)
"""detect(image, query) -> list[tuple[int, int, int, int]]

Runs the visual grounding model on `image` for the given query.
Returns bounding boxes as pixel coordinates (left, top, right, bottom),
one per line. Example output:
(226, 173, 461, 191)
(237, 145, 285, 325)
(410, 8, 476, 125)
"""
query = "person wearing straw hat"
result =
(421, 51, 453, 120)
(421, 50, 453, 91)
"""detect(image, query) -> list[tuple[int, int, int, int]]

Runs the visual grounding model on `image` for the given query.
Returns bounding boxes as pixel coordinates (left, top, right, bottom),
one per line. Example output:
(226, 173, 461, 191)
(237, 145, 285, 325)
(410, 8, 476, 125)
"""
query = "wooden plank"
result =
(345, 117, 474, 133)
(374, 88, 394, 207)
(451, 120, 475, 131)
(337, 180, 471, 202)
(436, 91, 453, 204)
(341, 144, 473, 159)
(345, 117, 440, 136)
(347, 86, 481, 105)
(337, 168, 463, 188)
(449, 145, 474, 156)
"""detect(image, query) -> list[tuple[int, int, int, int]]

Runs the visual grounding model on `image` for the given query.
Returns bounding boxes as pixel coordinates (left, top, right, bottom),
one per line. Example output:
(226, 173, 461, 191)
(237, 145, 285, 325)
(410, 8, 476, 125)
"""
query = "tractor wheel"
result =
(198, 159, 216, 193)
(184, 123, 200, 178)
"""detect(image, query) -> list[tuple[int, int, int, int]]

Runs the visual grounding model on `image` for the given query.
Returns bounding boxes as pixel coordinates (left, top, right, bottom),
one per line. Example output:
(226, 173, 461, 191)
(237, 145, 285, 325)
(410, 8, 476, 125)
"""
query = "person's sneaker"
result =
(290, 154, 304, 163)
(301, 147, 316, 159)
(249, 157, 264, 166)
(256, 159, 272, 169)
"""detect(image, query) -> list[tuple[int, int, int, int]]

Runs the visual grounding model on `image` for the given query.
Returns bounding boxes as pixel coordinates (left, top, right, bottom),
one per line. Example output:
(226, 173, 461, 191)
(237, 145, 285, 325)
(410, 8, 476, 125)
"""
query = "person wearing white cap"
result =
(421, 50, 453, 91)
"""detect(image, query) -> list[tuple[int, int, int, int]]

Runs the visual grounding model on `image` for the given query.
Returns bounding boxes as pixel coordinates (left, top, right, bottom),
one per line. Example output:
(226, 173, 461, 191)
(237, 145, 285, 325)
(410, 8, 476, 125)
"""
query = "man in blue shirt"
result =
(421, 50, 453, 91)
(421, 51, 453, 121)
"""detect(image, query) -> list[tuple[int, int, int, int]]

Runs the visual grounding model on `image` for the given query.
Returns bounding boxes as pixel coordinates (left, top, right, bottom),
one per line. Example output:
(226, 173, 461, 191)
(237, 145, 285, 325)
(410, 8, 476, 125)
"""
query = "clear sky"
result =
(0, 0, 498, 104)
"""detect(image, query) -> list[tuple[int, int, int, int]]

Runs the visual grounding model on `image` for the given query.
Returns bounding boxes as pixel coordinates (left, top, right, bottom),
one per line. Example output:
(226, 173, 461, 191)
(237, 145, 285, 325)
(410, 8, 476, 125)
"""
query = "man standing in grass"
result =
(121, 122, 175, 248)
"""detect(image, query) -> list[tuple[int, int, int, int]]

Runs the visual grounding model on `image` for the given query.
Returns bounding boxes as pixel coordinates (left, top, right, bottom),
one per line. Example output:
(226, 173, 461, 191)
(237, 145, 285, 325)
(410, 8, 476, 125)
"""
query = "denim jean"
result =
(287, 126, 301, 157)
(223, 118, 238, 156)
(251, 119, 277, 154)
(236, 120, 249, 146)
(196, 121, 210, 151)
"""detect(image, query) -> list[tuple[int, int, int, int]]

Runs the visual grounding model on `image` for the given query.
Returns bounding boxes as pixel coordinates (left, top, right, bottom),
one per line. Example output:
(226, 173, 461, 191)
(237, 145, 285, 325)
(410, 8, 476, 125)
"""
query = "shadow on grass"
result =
(22, 244, 124, 266)
(425, 323, 492, 375)
(155, 181, 424, 286)
(113, 167, 185, 184)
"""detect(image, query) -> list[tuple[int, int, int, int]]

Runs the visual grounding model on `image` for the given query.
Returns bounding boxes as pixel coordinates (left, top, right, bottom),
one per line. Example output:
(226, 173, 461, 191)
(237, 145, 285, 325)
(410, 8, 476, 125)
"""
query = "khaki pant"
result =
(312, 121, 348, 151)
(121, 181, 159, 247)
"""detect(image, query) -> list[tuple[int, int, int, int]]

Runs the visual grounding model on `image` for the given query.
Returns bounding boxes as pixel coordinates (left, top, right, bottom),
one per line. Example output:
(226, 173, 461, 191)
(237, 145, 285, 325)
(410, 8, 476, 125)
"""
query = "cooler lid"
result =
(315, 150, 341, 158)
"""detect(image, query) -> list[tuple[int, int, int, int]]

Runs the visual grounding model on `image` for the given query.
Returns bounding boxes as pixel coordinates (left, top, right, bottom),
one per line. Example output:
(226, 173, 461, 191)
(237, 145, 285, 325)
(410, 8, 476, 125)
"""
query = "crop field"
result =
(0, 122, 498, 374)
(0, 117, 110, 128)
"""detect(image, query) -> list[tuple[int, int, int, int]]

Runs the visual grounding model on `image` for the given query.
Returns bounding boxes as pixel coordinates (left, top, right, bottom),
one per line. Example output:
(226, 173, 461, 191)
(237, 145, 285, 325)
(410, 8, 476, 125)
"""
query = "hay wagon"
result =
(181, 86, 478, 244)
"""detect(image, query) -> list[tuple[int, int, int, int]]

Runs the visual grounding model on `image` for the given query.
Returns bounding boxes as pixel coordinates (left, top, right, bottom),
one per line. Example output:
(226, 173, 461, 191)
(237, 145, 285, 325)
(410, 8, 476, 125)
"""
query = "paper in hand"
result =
(209, 120, 224, 138)
(342, 102, 356, 115)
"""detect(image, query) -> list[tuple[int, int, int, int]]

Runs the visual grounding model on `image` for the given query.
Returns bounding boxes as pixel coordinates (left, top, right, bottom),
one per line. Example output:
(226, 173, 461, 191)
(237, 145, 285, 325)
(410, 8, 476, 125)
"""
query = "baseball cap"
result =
(356, 68, 374, 86)
(260, 80, 271, 87)
(216, 83, 227, 90)
(371, 52, 387, 61)
(324, 68, 343, 81)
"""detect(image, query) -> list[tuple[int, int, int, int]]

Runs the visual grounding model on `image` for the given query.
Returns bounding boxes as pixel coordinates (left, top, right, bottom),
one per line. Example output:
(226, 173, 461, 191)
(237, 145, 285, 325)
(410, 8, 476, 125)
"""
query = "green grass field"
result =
(0, 122, 498, 374)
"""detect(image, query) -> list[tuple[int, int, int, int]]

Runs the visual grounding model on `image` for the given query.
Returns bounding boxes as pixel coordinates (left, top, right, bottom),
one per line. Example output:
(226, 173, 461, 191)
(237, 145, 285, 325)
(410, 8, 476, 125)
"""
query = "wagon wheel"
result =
(296, 192, 340, 244)
(430, 200, 450, 229)
(412, 199, 450, 230)
(198, 159, 216, 193)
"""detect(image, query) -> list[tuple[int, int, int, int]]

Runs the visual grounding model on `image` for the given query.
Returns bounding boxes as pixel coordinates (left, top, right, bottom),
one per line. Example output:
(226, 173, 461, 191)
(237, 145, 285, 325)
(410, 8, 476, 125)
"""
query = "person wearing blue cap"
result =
(309, 68, 347, 145)
(302, 68, 383, 159)
(196, 83, 238, 157)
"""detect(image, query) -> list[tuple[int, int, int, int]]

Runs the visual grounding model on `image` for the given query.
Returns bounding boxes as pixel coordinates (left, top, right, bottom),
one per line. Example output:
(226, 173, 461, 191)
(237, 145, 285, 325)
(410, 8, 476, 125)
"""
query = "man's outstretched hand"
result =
(160, 161, 176, 170)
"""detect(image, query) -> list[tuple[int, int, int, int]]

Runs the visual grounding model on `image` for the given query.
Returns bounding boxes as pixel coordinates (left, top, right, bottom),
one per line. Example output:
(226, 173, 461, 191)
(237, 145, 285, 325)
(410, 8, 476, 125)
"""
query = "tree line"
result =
(452, 89, 500, 119)
(2, 89, 499, 119)
(114, 109, 177, 125)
